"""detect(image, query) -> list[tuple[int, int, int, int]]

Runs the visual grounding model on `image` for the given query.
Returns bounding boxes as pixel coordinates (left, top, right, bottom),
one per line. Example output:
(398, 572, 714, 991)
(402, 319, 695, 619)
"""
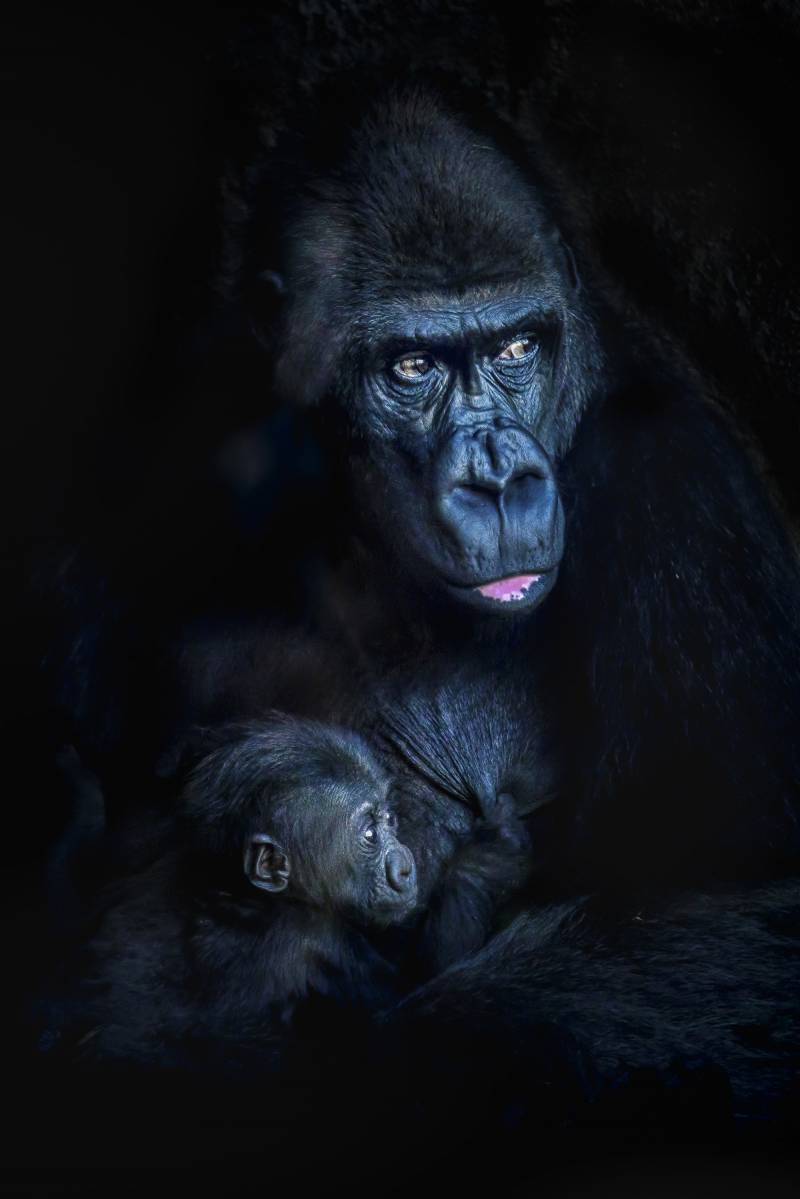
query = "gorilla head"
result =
(183, 716, 419, 927)
(251, 90, 602, 615)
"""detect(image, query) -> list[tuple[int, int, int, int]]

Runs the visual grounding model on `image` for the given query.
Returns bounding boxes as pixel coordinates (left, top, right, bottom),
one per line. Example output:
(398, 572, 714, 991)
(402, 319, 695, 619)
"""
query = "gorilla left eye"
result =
(497, 337, 536, 361)
(392, 354, 434, 381)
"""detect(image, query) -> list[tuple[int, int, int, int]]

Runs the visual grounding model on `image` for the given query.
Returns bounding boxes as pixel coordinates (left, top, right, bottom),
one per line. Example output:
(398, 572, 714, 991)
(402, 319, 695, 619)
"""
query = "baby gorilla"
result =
(185, 715, 419, 950)
(182, 709, 538, 998)
(59, 710, 533, 1071)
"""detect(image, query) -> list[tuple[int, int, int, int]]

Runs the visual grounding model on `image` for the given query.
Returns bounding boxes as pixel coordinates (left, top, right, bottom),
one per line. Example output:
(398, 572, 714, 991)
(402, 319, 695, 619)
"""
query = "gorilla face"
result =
(350, 290, 566, 614)
(268, 90, 600, 615)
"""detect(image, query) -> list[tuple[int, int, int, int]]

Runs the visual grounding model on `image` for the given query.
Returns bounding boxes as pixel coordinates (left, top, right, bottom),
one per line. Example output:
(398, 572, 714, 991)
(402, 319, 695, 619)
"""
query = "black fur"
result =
(36, 82, 800, 1125)
(206, 85, 800, 1121)
(384, 881, 800, 1129)
(54, 693, 550, 1071)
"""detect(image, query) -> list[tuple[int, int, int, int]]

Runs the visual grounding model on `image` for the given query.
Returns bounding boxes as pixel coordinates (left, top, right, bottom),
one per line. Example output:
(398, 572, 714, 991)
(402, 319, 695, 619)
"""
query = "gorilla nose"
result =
(438, 426, 558, 545)
(454, 427, 551, 501)
(385, 848, 415, 893)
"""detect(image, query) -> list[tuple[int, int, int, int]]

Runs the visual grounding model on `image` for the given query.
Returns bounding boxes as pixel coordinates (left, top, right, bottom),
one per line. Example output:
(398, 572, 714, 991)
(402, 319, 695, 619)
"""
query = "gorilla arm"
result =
(384, 880, 800, 1126)
(416, 791, 533, 975)
(551, 387, 800, 884)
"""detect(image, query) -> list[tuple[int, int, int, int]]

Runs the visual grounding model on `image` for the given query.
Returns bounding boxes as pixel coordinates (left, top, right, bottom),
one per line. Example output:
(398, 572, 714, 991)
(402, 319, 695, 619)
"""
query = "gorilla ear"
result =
(502, 765, 559, 817)
(257, 269, 286, 294)
(552, 234, 581, 293)
(245, 834, 290, 893)
(249, 269, 287, 351)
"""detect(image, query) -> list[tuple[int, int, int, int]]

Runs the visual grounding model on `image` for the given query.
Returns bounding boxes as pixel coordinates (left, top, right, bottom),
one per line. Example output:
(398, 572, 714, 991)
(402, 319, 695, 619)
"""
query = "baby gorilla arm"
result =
(418, 791, 532, 975)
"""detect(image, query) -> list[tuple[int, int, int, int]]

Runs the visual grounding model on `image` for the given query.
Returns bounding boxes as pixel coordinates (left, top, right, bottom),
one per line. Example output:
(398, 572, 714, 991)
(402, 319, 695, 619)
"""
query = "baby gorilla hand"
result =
(416, 788, 535, 975)
(478, 790, 532, 856)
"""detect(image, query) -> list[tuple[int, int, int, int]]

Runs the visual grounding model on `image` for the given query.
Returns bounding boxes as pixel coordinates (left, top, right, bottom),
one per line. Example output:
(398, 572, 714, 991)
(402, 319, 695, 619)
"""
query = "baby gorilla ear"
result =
(244, 834, 291, 893)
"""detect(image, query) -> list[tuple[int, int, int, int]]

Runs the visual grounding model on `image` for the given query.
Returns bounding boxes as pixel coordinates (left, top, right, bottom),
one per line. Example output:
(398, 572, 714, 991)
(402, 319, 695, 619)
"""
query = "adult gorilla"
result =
(38, 82, 800, 1135)
(205, 85, 800, 1123)
(216, 85, 800, 890)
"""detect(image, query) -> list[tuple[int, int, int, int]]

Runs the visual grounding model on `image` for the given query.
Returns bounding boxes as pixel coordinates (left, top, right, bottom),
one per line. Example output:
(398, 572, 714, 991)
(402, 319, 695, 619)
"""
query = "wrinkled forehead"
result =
(360, 286, 566, 350)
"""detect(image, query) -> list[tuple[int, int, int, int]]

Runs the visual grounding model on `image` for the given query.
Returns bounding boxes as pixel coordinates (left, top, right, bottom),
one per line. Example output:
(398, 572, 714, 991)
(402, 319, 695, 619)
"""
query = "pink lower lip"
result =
(476, 574, 543, 602)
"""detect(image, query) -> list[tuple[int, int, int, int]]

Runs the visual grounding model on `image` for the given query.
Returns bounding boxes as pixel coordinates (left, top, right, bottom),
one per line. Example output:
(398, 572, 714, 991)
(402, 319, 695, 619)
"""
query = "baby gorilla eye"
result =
(363, 819, 379, 846)
(392, 353, 434, 381)
(497, 336, 536, 361)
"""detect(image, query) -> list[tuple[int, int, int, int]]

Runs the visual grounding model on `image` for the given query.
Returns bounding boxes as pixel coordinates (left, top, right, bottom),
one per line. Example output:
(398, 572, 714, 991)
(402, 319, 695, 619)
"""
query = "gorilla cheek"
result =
(354, 452, 441, 565)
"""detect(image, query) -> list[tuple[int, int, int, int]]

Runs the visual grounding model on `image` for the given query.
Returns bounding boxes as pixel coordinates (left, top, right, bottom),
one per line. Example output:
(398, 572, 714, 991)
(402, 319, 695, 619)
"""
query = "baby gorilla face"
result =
(233, 721, 419, 927)
(339, 797, 418, 925)
(281, 779, 419, 927)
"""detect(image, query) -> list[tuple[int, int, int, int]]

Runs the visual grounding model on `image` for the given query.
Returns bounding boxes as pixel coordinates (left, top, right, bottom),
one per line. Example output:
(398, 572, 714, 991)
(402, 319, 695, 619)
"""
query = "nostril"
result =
(507, 467, 546, 493)
(452, 481, 502, 504)
(452, 469, 543, 504)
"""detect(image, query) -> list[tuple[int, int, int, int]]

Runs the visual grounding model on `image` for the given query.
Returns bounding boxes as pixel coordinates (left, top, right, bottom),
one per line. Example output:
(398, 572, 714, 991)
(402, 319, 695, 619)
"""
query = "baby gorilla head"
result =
(182, 716, 418, 926)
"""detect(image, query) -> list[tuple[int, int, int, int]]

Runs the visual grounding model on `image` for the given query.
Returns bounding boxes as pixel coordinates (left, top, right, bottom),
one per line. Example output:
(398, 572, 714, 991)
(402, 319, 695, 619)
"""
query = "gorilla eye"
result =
(392, 354, 434, 381)
(363, 819, 378, 846)
(497, 337, 536, 361)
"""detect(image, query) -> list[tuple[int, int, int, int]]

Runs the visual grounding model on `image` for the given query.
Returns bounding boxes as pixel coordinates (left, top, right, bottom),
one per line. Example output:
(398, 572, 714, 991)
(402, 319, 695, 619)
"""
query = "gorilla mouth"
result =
(442, 568, 557, 614)
(476, 574, 543, 603)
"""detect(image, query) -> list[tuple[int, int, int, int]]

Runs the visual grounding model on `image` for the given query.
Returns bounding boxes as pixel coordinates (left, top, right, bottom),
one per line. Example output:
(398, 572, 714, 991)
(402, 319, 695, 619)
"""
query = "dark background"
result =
(2, 1, 799, 1194)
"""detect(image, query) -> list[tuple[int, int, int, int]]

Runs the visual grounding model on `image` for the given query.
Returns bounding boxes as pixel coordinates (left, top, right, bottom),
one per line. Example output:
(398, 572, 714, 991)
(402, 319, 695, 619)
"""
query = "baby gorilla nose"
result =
(385, 846, 415, 893)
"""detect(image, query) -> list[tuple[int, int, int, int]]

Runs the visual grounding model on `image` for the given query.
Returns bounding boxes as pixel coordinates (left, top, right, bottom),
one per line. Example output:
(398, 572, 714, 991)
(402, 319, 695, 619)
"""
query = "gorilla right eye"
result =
(392, 354, 434, 381)
(363, 820, 378, 845)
